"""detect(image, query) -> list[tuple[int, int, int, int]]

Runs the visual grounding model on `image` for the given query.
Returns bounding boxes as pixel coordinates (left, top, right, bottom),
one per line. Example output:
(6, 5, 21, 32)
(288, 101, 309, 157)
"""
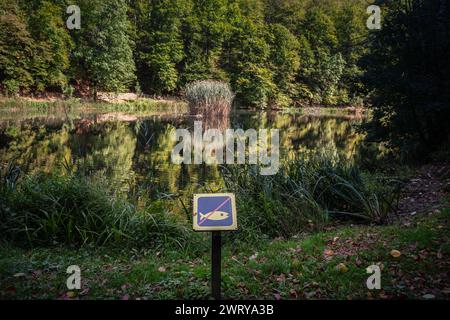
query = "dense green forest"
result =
(0, 0, 449, 156)
(0, 0, 368, 107)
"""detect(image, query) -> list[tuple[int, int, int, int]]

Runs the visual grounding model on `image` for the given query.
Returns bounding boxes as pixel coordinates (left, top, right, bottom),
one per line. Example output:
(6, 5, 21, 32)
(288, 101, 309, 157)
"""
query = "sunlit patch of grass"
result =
(90, 99, 188, 114)
(0, 97, 188, 121)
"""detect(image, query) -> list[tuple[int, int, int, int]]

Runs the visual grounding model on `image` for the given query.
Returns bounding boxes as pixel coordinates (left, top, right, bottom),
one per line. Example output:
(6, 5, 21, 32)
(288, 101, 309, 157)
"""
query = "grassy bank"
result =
(1, 155, 399, 247)
(1, 153, 447, 300)
(1, 205, 448, 299)
(0, 172, 194, 249)
(223, 155, 400, 239)
(0, 97, 188, 117)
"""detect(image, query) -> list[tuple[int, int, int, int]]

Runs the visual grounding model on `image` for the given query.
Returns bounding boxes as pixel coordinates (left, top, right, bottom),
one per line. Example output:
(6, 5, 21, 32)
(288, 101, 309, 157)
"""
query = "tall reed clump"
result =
(0, 169, 192, 248)
(185, 80, 234, 114)
(222, 154, 400, 239)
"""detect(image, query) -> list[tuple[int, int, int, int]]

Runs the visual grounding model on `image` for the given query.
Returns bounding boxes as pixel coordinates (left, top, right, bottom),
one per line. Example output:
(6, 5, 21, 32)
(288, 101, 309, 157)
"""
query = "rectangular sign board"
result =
(193, 193, 237, 231)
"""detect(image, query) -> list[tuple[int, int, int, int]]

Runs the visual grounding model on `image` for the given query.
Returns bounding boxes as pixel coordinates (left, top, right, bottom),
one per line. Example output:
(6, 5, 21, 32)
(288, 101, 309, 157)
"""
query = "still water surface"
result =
(0, 106, 366, 198)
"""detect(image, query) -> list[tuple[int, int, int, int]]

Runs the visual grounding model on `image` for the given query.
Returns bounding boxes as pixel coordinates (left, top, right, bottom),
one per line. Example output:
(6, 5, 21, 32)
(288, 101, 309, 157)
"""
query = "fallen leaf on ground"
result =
(390, 250, 401, 258)
(276, 273, 286, 282)
(289, 289, 298, 298)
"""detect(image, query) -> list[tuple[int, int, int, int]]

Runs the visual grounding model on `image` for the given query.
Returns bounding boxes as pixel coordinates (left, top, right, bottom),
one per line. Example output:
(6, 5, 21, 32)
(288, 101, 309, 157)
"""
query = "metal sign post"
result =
(193, 193, 237, 300)
(211, 231, 222, 300)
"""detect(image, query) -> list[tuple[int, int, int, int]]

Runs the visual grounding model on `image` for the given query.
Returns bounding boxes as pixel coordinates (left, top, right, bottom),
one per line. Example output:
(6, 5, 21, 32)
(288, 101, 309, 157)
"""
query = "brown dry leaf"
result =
(276, 273, 286, 282)
(379, 291, 388, 299)
(390, 249, 401, 258)
(289, 289, 298, 298)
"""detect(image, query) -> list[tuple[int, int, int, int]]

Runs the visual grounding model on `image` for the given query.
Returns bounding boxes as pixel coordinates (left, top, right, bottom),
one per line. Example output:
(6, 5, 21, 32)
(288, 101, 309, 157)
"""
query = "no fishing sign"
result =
(192, 193, 237, 299)
(193, 193, 237, 231)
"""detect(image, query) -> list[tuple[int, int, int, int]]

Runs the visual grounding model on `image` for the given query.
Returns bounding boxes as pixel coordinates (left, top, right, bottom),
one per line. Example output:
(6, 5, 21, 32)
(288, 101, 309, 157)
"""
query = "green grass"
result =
(88, 99, 187, 114)
(0, 172, 194, 248)
(223, 154, 401, 239)
(1, 206, 448, 300)
(0, 97, 188, 120)
(0, 150, 446, 300)
(1, 153, 401, 248)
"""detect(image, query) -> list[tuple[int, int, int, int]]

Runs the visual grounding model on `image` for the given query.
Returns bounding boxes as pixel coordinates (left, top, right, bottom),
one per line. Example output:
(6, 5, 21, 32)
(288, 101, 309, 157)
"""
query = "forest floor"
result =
(0, 164, 449, 300)
(394, 163, 450, 219)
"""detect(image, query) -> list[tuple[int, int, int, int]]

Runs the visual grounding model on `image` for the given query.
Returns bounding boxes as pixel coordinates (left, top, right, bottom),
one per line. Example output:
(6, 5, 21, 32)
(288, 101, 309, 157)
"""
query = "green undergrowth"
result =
(1, 205, 448, 299)
(1, 153, 401, 248)
(0, 98, 188, 116)
(0, 172, 195, 249)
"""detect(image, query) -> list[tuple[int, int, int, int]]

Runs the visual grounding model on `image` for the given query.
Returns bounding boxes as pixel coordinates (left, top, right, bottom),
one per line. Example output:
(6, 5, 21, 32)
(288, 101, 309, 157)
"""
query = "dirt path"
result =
(395, 163, 450, 222)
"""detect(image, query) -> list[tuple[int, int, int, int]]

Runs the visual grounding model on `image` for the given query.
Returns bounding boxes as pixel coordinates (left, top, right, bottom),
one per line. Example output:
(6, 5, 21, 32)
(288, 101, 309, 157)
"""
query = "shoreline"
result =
(0, 95, 367, 113)
(0, 94, 184, 106)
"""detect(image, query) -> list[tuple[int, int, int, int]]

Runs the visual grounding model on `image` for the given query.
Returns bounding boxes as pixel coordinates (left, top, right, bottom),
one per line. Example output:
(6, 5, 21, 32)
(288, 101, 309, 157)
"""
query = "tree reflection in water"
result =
(0, 110, 367, 207)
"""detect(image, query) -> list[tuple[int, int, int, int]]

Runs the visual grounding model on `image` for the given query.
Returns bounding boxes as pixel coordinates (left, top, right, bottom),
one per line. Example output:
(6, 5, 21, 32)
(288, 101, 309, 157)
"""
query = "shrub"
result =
(184, 80, 234, 113)
(0, 171, 191, 248)
(222, 154, 400, 238)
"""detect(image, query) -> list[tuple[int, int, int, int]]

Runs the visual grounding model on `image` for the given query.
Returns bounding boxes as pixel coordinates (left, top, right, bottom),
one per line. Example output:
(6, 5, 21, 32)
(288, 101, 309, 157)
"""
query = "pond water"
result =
(0, 105, 367, 199)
